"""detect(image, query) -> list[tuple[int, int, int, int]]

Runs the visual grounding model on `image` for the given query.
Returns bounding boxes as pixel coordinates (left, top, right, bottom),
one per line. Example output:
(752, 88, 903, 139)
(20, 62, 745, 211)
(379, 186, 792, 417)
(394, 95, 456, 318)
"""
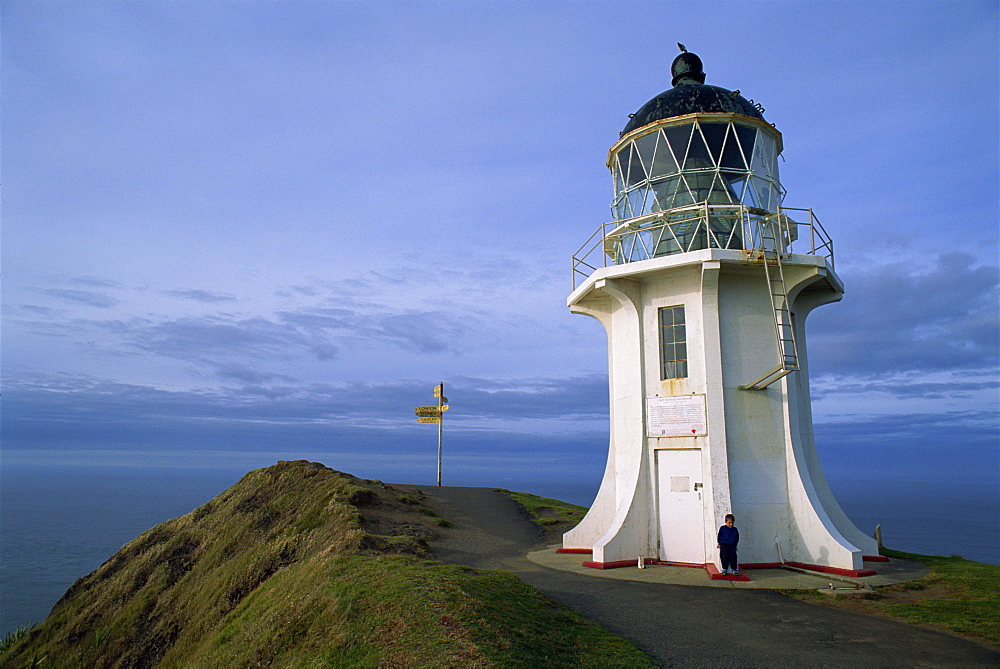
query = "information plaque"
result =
(646, 395, 707, 437)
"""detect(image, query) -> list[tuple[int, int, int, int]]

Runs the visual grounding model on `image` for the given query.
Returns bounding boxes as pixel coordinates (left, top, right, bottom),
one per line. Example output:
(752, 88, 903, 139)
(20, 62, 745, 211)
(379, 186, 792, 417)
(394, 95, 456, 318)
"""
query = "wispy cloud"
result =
(41, 288, 118, 308)
(2, 372, 607, 429)
(163, 289, 238, 303)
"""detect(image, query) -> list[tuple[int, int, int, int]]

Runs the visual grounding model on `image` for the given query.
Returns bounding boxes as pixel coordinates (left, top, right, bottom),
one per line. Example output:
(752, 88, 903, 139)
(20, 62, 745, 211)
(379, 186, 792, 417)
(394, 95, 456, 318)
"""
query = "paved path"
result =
(413, 485, 1000, 668)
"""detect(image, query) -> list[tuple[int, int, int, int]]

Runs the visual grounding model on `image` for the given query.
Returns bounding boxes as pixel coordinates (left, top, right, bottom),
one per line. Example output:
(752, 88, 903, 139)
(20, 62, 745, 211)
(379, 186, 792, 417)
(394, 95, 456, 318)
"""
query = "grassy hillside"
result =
(1, 461, 652, 668)
(873, 548, 998, 646)
(784, 548, 999, 648)
(499, 489, 588, 534)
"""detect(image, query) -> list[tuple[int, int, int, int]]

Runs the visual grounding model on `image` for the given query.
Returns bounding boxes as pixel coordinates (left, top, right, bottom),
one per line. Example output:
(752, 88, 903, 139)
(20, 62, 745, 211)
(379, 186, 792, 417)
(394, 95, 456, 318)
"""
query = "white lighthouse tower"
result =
(562, 50, 880, 577)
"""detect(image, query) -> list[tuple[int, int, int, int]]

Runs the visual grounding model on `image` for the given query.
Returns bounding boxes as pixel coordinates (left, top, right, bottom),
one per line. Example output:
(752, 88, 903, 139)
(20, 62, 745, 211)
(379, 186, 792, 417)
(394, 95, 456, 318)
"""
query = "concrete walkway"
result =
(412, 484, 1000, 668)
(529, 544, 930, 590)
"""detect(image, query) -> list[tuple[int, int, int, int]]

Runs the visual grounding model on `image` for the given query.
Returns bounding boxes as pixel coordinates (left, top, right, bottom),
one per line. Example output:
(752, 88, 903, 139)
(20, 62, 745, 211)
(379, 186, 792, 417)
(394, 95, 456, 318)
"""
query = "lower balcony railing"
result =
(571, 203, 834, 290)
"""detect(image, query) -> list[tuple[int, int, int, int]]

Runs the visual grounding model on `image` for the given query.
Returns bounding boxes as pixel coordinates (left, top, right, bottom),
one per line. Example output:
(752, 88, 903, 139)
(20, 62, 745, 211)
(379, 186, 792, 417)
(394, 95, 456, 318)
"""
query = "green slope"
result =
(2, 461, 653, 668)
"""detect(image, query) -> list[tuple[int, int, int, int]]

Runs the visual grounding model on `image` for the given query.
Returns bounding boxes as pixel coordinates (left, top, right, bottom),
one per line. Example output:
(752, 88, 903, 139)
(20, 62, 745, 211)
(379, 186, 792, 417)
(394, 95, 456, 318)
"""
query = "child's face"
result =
(725, 518, 734, 527)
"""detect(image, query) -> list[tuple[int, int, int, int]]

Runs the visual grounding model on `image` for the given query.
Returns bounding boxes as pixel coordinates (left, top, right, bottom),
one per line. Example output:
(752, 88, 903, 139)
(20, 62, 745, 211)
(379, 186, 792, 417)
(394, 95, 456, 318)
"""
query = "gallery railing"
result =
(571, 203, 834, 290)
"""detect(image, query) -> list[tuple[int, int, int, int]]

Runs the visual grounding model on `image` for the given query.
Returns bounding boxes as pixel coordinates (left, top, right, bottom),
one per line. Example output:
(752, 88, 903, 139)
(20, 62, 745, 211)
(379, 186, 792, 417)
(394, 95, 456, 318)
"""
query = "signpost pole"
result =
(437, 381, 443, 486)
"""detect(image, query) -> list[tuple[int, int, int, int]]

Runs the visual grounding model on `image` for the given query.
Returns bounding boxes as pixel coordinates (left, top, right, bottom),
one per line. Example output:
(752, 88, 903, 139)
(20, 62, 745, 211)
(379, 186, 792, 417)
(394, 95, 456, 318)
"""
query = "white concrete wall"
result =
(563, 279, 652, 562)
(717, 268, 792, 564)
(563, 250, 874, 570)
(784, 276, 879, 561)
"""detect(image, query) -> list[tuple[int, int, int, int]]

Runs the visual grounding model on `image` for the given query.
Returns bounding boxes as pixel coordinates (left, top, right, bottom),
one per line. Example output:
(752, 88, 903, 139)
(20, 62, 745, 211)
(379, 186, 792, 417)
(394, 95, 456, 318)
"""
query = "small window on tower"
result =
(659, 306, 687, 380)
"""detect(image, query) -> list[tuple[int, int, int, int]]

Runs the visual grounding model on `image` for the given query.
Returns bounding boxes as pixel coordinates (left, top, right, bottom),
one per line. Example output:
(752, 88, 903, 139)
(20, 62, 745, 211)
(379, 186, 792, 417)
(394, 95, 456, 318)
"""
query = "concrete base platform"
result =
(529, 545, 930, 590)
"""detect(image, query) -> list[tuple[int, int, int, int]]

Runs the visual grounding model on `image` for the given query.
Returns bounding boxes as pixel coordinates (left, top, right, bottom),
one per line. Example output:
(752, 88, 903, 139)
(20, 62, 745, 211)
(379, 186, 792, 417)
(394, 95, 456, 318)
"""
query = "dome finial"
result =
(677, 42, 687, 53)
(671, 48, 705, 86)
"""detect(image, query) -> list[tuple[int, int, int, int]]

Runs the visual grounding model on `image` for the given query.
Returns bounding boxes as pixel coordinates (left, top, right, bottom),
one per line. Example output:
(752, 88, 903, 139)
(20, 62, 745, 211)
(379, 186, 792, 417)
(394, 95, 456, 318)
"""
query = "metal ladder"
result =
(739, 217, 800, 390)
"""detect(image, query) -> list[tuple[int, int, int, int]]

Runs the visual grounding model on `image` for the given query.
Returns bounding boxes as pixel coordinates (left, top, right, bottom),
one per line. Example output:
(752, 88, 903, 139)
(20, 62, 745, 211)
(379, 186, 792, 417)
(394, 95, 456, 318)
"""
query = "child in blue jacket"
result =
(717, 513, 739, 575)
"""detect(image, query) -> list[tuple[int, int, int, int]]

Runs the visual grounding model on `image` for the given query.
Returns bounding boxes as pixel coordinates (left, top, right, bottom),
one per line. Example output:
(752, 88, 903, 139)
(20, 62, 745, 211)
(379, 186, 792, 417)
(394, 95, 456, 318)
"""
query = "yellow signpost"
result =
(415, 382, 449, 485)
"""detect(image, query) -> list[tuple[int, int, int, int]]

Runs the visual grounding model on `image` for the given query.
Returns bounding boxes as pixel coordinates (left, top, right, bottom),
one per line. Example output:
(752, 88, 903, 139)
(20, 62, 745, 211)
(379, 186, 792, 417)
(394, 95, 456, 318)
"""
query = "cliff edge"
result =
(1, 460, 651, 668)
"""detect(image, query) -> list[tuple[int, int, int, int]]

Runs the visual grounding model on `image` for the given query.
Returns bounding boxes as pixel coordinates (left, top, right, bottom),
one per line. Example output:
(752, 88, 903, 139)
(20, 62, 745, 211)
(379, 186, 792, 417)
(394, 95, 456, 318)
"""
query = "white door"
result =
(656, 449, 705, 564)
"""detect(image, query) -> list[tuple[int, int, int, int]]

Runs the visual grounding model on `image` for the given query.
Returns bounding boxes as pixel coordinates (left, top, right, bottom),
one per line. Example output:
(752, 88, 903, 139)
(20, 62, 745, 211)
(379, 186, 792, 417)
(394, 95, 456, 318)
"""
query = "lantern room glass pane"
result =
(663, 125, 693, 170)
(719, 170, 746, 203)
(684, 124, 713, 170)
(649, 130, 679, 177)
(613, 196, 626, 220)
(750, 132, 776, 181)
(734, 125, 757, 168)
(638, 187, 656, 216)
(681, 170, 719, 204)
(720, 125, 747, 169)
(626, 144, 646, 187)
(652, 176, 689, 210)
(633, 131, 657, 175)
(742, 178, 759, 207)
(626, 188, 645, 216)
(616, 149, 630, 188)
(711, 173, 736, 204)
(700, 122, 727, 166)
(750, 176, 771, 210)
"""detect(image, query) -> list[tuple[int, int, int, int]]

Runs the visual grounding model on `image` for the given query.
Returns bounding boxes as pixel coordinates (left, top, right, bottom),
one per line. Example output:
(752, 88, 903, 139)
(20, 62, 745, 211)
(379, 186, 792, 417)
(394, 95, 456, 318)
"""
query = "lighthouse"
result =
(562, 50, 879, 576)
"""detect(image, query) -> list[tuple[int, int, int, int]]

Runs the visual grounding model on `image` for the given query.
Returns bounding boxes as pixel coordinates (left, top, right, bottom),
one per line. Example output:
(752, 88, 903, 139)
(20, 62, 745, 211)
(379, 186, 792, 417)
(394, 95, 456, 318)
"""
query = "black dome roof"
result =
(621, 50, 765, 135)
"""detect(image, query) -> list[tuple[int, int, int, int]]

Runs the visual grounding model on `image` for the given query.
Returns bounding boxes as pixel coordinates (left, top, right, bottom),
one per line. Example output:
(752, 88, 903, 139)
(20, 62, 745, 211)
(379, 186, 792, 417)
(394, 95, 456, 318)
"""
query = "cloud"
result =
(275, 308, 356, 331)
(119, 315, 340, 377)
(16, 304, 62, 317)
(375, 311, 461, 354)
(163, 289, 238, 303)
(812, 371, 998, 402)
(447, 374, 609, 420)
(3, 370, 990, 494)
(1, 372, 608, 434)
(0, 372, 612, 490)
(6, 263, 588, 392)
(41, 288, 118, 308)
(808, 252, 999, 375)
(212, 364, 296, 386)
(69, 276, 120, 289)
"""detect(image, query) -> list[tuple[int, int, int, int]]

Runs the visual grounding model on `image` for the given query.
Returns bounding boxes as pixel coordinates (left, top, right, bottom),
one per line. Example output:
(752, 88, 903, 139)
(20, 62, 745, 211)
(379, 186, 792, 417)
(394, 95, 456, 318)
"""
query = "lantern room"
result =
(605, 50, 785, 263)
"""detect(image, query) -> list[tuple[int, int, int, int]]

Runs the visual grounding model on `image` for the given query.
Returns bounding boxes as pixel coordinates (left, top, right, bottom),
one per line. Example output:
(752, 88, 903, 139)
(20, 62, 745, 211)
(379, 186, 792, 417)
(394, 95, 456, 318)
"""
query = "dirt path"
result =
(415, 485, 1000, 668)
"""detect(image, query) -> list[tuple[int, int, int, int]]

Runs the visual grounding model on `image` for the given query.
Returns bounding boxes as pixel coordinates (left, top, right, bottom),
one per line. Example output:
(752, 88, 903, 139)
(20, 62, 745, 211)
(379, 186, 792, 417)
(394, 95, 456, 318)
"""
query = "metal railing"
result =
(571, 203, 834, 290)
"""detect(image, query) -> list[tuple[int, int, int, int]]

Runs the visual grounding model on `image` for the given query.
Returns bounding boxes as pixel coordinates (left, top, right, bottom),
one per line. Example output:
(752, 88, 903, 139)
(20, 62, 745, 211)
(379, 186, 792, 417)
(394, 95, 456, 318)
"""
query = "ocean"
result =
(1, 455, 997, 637)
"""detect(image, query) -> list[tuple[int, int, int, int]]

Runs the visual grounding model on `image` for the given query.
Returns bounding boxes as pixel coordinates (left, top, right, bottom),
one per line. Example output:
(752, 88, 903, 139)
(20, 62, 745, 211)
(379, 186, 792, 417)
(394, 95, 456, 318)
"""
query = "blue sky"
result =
(3, 1, 997, 495)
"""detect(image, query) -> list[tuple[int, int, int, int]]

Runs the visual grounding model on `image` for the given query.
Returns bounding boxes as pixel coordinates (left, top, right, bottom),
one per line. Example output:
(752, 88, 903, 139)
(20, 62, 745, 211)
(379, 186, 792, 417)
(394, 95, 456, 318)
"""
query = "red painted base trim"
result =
(706, 563, 750, 581)
(557, 548, 594, 555)
(863, 555, 890, 562)
(654, 560, 706, 568)
(583, 559, 639, 569)
(739, 562, 783, 569)
(785, 562, 877, 577)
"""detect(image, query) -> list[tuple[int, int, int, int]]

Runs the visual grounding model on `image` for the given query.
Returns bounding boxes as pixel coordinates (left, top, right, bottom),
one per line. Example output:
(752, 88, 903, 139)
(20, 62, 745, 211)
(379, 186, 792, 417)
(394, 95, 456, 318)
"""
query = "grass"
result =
(875, 548, 1000, 646)
(0, 625, 35, 653)
(319, 554, 654, 667)
(783, 548, 999, 647)
(499, 489, 588, 533)
(1, 461, 652, 668)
